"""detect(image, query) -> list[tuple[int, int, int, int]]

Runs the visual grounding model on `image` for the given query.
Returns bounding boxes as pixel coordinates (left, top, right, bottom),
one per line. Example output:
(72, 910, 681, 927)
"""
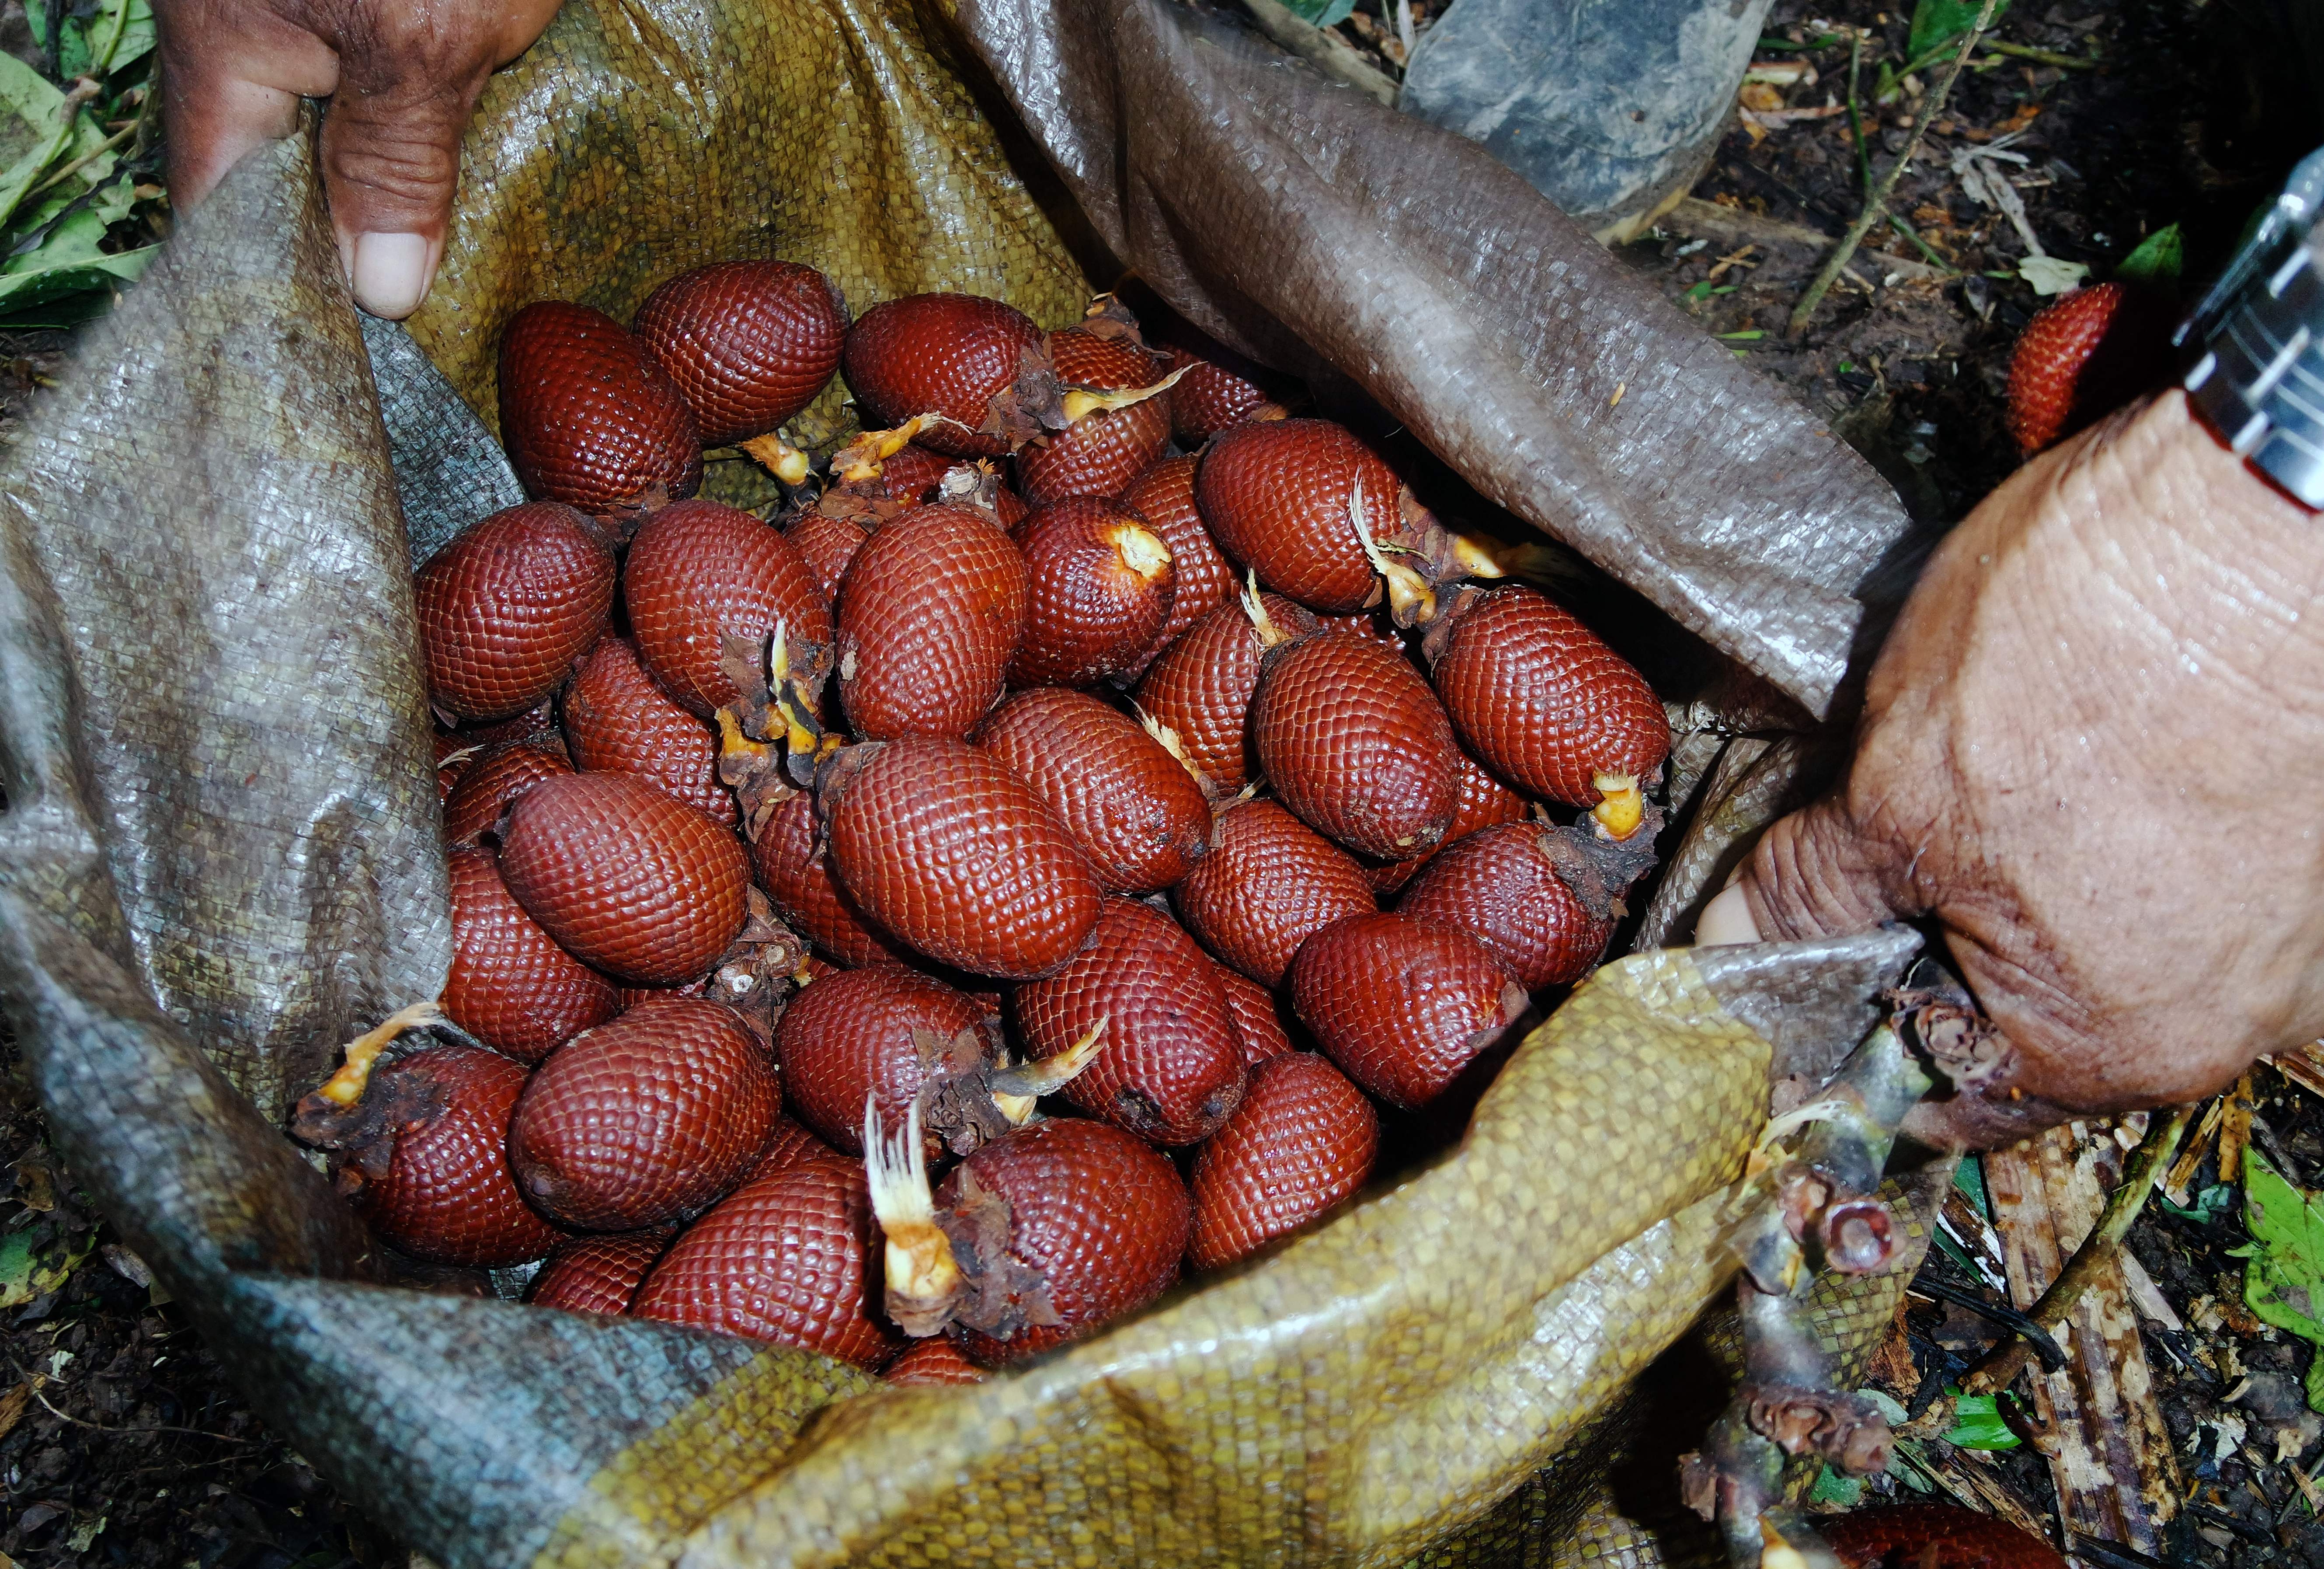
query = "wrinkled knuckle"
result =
(1745, 806, 1889, 942)
(323, 121, 459, 207)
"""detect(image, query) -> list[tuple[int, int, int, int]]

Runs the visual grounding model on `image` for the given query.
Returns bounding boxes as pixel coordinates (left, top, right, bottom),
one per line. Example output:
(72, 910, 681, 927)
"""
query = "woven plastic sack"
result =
(0, 0, 1932, 1561)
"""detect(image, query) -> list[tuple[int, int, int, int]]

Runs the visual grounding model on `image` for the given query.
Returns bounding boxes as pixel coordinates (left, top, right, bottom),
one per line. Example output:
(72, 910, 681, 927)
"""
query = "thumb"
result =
(1696, 795, 1908, 946)
(315, 58, 489, 318)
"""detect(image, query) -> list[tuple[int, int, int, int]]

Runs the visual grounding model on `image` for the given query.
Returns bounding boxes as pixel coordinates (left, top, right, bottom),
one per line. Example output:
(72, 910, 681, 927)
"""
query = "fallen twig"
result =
(1241, 0, 1399, 105)
(1980, 38, 2100, 69)
(1788, 0, 2003, 335)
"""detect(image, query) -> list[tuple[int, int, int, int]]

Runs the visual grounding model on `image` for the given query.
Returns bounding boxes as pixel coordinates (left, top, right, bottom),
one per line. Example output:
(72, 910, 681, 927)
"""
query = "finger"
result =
(156, 6, 336, 210)
(316, 60, 490, 317)
(1719, 795, 1907, 944)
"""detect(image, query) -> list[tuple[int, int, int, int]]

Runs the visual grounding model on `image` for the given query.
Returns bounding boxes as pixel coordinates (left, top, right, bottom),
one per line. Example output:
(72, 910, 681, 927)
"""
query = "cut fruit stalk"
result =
(1108, 521, 1172, 582)
(1135, 705, 1219, 799)
(312, 1002, 448, 1107)
(864, 1094, 965, 1337)
(832, 414, 975, 485)
(739, 432, 811, 486)
(1591, 772, 1645, 840)
(1349, 478, 1437, 627)
(988, 1017, 1110, 1125)
(1058, 364, 1190, 425)
(1239, 570, 1293, 649)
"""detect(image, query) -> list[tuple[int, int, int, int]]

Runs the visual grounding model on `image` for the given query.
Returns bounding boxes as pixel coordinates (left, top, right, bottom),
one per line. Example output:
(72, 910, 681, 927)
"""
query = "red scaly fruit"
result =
(883, 1335, 987, 1385)
(1251, 626, 1462, 859)
(1008, 498, 1175, 688)
(526, 1229, 672, 1316)
(498, 302, 701, 509)
(1173, 800, 1377, 986)
(414, 502, 615, 724)
(1014, 899, 1248, 1146)
(508, 997, 778, 1230)
(836, 503, 1028, 740)
(1133, 594, 1317, 793)
(1289, 913, 1526, 1110)
(498, 772, 750, 985)
(872, 442, 956, 503)
(1366, 753, 1528, 894)
(291, 1043, 560, 1269)
(562, 635, 735, 827)
(970, 689, 1209, 893)
(633, 1158, 902, 1367)
(754, 1114, 838, 1177)
(623, 498, 831, 719)
(1195, 418, 1402, 614)
(842, 293, 1057, 457)
(1314, 611, 1402, 650)
(1396, 819, 1656, 988)
(1120, 456, 1236, 675)
(1215, 965, 1294, 1067)
(1187, 1052, 1378, 1270)
(441, 740, 571, 845)
(1156, 320, 1287, 444)
(749, 791, 908, 968)
(1817, 1504, 2068, 1569)
(436, 733, 476, 801)
(1013, 327, 1172, 504)
(784, 509, 871, 606)
(1423, 585, 1667, 833)
(442, 847, 619, 1064)
(776, 964, 997, 1155)
(632, 260, 849, 446)
(615, 975, 712, 1010)
(2005, 281, 2177, 456)
(818, 739, 1102, 980)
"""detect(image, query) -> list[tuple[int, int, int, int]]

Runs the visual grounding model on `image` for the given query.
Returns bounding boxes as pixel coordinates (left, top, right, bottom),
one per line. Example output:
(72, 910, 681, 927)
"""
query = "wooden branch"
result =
(1240, 0, 1399, 106)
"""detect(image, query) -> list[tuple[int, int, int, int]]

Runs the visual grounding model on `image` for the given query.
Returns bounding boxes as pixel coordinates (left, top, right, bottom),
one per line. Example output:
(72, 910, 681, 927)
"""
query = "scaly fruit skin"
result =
(750, 791, 908, 968)
(1216, 966, 1294, 1066)
(623, 498, 832, 719)
(1252, 628, 1461, 859)
(2004, 281, 2176, 456)
(615, 975, 712, 1010)
(632, 260, 849, 446)
(1173, 800, 1377, 985)
(562, 635, 735, 826)
(441, 740, 571, 844)
(1396, 823, 1611, 989)
(436, 733, 475, 801)
(1367, 753, 1528, 894)
(1159, 322, 1283, 444)
(1133, 595, 1316, 792)
(884, 1335, 987, 1385)
(785, 510, 870, 605)
(317, 1044, 560, 1268)
(1187, 1052, 1378, 1270)
(415, 502, 615, 723)
(776, 964, 993, 1154)
(509, 997, 778, 1230)
(1014, 900, 1247, 1146)
(526, 1229, 671, 1315)
(498, 302, 702, 509)
(1120, 456, 1235, 673)
(843, 293, 1045, 458)
(498, 772, 750, 985)
(1816, 1504, 2068, 1569)
(939, 1118, 1190, 1366)
(836, 503, 1028, 740)
(970, 689, 1208, 893)
(1008, 498, 1175, 688)
(633, 1158, 901, 1367)
(872, 443, 956, 503)
(1014, 329, 1172, 504)
(1195, 419, 1403, 614)
(1426, 586, 1667, 807)
(755, 1114, 838, 1176)
(443, 847, 619, 1064)
(1289, 913, 1526, 1110)
(821, 739, 1102, 979)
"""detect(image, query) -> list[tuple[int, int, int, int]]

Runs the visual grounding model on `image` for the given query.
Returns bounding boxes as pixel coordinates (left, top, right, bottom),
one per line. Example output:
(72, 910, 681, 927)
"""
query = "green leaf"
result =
(1719, 329, 1766, 340)
(2114, 223, 2183, 289)
(1808, 1464, 1865, 1506)
(1280, 0, 1357, 26)
(2161, 1182, 2236, 1224)
(2241, 1150, 2324, 1412)
(1908, 0, 2010, 59)
(1939, 1388, 2021, 1450)
(1684, 279, 1715, 302)
(1955, 1153, 1992, 1220)
(31, 0, 155, 80)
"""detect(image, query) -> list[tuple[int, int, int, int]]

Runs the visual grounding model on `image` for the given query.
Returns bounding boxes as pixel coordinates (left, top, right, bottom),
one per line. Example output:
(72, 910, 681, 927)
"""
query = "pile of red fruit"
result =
(294, 260, 1673, 1379)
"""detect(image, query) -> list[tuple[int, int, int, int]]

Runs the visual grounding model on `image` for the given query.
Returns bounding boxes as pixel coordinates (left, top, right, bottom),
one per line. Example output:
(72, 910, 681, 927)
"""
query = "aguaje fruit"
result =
(442, 847, 619, 1064)
(1157, 319, 1285, 443)
(749, 791, 908, 968)
(623, 498, 832, 719)
(1013, 321, 1172, 504)
(498, 302, 701, 509)
(818, 739, 1102, 979)
(1133, 593, 1316, 793)
(836, 502, 1028, 739)
(508, 996, 779, 1230)
(1290, 913, 1526, 1110)
(527, 1229, 671, 1316)
(1120, 455, 1235, 673)
(498, 772, 750, 985)
(1014, 899, 1248, 1146)
(1251, 623, 1462, 859)
(292, 1037, 559, 1269)
(755, 1115, 838, 1175)
(1008, 498, 1175, 688)
(867, 442, 955, 503)
(1397, 818, 1657, 989)
(776, 964, 1003, 1156)
(414, 502, 615, 724)
(1816, 1504, 2068, 1569)
(970, 689, 1209, 893)
(884, 1335, 987, 1385)
(2004, 281, 2176, 456)
(633, 1158, 901, 1367)
(842, 293, 1059, 457)
(870, 1109, 1190, 1365)
(562, 636, 734, 826)
(1367, 752, 1528, 894)
(1187, 1052, 1378, 1270)
(785, 510, 870, 605)
(1423, 585, 1667, 838)
(632, 260, 849, 446)
(440, 740, 571, 844)
(1174, 800, 1376, 985)
(1216, 966, 1294, 1066)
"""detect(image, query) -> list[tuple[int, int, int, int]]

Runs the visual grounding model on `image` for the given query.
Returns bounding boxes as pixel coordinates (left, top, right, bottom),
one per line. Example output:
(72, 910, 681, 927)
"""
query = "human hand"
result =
(155, 0, 565, 318)
(1698, 391, 2324, 1150)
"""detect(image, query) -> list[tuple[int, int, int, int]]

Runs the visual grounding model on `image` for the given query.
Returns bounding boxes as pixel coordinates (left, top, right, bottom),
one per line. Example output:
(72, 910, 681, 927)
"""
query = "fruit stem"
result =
(1058, 364, 1191, 425)
(1590, 772, 1646, 840)
(312, 1002, 446, 1107)
(1109, 522, 1173, 582)
(1239, 570, 1291, 649)
(832, 414, 974, 485)
(1447, 533, 1509, 582)
(987, 1018, 1110, 1123)
(1134, 706, 1218, 798)
(863, 1094, 965, 1337)
(739, 432, 811, 486)
(1348, 478, 1437, 626)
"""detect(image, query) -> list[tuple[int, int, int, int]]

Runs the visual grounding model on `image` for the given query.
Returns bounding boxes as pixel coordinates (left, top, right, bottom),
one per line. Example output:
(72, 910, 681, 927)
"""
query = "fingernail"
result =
(350, 232, 431, 319)
(1694, 882, 1764, 947)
